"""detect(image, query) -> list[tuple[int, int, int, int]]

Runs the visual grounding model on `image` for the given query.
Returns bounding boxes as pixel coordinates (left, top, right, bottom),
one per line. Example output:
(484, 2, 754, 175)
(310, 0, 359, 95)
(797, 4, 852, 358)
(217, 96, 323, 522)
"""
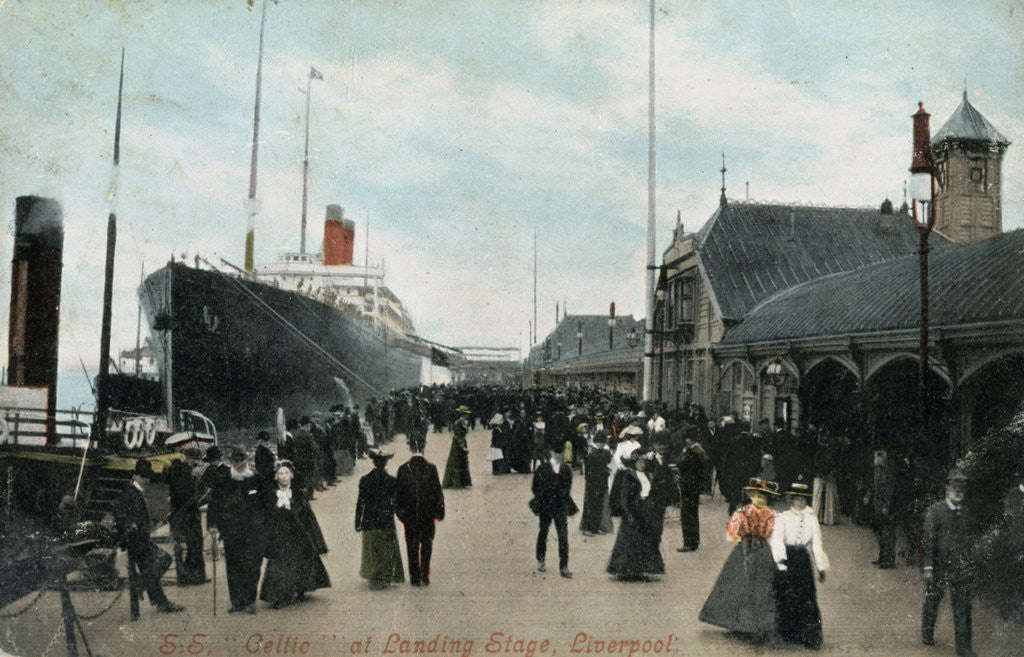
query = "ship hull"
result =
(139, 263, 442, 433)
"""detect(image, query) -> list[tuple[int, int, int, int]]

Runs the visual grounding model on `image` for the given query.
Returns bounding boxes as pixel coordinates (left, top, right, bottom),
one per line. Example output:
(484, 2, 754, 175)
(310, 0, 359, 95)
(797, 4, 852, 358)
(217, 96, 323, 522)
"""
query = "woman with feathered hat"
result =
(699, 477, 786, 638)
(355, 449, 405, 589)
(606, 450, 665, 581)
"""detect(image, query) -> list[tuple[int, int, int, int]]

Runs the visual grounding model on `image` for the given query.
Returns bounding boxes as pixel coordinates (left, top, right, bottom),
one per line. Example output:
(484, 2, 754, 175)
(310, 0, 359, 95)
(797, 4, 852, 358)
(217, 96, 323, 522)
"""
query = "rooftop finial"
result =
(720, 151, 728, 206)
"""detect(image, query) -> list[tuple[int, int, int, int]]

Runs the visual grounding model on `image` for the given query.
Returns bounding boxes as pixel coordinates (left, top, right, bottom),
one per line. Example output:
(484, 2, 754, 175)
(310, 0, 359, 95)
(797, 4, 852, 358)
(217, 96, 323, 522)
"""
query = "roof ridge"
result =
(729, 198, 887, 212)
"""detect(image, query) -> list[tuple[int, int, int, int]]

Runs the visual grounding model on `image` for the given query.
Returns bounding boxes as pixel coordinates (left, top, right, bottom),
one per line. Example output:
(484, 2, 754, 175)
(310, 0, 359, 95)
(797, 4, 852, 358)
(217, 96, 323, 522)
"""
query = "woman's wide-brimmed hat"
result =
(367, 449, 394, 465)
(228, 446, 248, 463)
(275, 459, 295, 472)
(744, 477, 780, 496)
(620, 425, 644, 438)
(456, 405, 471, 414)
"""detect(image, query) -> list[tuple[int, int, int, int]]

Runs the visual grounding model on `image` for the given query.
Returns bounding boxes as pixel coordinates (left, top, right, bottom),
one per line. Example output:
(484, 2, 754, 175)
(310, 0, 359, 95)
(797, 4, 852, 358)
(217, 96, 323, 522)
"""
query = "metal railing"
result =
(1, 406, 94, 448)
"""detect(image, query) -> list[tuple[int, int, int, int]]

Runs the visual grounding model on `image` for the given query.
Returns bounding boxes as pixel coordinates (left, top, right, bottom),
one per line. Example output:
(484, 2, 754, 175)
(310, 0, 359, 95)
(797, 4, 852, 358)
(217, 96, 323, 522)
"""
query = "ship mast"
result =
(245, 0, 276, 274)
(300, 66, 322, 255)
(94, 48, 125, 446)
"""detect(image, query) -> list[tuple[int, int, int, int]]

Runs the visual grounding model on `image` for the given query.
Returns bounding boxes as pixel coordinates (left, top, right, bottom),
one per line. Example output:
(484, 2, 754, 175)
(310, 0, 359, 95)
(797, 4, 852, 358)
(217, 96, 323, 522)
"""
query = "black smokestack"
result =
(8, 196, 64, 445)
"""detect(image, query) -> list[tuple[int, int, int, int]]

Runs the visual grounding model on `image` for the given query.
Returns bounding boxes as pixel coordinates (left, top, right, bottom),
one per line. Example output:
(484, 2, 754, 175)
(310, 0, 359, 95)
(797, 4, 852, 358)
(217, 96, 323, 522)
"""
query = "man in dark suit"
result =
(921, 469, 978, 657)
(866, 448, 897, 569)
(531, 445, 576, 578)
(395, 442, 445, 586)
(166, 454, 206, 586)
(207, 446, 264, 613)
(676, 432, 707, 552)
(114, 459, 183, 614)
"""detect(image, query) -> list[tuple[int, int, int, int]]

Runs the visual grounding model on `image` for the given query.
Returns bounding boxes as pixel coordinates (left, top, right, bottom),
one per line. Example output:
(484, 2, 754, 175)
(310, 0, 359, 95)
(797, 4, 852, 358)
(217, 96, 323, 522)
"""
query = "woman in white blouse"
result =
(773, 477, 829, 649)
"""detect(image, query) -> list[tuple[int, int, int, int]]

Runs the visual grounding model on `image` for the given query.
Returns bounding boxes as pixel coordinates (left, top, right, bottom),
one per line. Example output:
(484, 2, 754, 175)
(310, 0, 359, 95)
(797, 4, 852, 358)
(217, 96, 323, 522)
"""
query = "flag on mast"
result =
(310, 66, 323, 80)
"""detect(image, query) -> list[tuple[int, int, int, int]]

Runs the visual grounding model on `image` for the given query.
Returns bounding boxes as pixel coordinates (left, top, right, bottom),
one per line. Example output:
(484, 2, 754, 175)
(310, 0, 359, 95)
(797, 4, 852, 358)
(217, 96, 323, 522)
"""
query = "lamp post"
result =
(655, 268, 667, 404)
(608, 302, 616, 350)
(577, 321, 583, 356)
(909, 101, 936, 445)
(625, 326, 640, 349)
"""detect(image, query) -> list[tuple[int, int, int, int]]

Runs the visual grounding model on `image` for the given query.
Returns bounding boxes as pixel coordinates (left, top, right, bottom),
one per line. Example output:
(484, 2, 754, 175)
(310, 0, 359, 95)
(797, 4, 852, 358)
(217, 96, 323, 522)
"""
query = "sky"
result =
(1, 0, 1022, 376)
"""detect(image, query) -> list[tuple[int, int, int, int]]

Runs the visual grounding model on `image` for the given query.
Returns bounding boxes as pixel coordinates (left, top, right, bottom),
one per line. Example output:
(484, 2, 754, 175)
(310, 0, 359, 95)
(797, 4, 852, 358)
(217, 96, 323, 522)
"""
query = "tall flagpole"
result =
(301, 66, 323, 254)
(246, 0, 275, 274)
(533, 229, 538, 345)
(95, 48, 125, 447)
(642, 0, 656, 402)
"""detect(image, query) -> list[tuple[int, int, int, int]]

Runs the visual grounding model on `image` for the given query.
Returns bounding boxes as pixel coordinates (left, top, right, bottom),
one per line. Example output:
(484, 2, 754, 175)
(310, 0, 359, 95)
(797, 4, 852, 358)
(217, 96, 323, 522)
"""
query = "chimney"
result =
(323, 205, 355, 265)
(8, 196, 64, 444)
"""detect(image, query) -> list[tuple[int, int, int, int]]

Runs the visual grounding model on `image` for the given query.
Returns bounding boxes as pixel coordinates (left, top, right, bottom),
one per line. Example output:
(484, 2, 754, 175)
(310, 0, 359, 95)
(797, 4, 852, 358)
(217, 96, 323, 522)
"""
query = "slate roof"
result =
(694, 201, 946, 322)
(526, 314, 644, 366)
(720, 229, 1024, 345)
(932, 91, 1010, 146)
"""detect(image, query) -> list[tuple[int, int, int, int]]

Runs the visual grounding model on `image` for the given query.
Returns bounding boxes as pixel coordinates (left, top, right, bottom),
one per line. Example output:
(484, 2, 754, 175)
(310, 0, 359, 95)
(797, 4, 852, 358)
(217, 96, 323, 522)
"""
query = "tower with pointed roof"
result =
(932, 91, 1011, 244)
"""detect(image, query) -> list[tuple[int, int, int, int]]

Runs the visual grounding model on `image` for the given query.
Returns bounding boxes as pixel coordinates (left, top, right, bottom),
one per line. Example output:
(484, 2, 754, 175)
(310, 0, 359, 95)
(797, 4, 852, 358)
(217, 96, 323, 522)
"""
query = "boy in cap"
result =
(921, 469, 978, 657)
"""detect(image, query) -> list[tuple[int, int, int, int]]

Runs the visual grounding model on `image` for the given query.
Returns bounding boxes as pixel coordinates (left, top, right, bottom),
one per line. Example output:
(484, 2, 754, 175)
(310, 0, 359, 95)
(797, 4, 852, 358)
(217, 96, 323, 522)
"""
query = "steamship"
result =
(138, 205, 452, 434)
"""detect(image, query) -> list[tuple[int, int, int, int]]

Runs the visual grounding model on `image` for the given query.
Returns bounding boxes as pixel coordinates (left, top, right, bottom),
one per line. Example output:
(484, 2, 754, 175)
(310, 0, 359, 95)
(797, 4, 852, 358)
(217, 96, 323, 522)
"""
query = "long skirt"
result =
(580, 482, 612, 534)
(699, 539, 777, 635)
(775, 546, 823, 649)
(260, 543, 330, 607)
(606, 514, 664, 577)
(813, 476, 840, 526)
(442, 440, 472, 488)
(359, 529, 405, 583)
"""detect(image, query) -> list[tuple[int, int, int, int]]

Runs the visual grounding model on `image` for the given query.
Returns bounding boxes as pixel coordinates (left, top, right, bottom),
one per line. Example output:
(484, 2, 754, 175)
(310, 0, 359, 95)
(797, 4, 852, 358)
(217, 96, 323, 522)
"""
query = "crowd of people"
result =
(110, 382, 1024, 656)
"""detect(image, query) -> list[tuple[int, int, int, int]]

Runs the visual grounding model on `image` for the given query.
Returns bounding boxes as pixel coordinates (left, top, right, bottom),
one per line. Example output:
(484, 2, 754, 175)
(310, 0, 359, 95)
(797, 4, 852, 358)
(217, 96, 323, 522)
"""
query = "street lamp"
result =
(764, 360, 788, 388)
(625, 326, 640, 348)
(909, 101, 936, 443)
(654, 265, 667, 404)
(577, 321, 583, 356)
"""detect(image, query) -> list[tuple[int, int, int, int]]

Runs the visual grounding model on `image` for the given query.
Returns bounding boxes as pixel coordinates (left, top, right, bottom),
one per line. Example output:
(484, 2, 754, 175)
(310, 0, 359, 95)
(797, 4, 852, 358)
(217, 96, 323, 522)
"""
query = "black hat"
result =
(274, 459, 295, 473)
(204, 446, 222, 462)
(786, 476, 813, 497)
(367, 449, 394, 466)
(228, 446, 248, 463)
(256, 431, 271, 442)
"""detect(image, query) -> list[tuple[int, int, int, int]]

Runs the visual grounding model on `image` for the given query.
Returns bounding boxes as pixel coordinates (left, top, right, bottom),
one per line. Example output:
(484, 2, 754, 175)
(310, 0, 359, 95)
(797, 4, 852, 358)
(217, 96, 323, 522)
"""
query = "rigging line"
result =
(203, 261, 382, 396)
(229, 279, 382, 396)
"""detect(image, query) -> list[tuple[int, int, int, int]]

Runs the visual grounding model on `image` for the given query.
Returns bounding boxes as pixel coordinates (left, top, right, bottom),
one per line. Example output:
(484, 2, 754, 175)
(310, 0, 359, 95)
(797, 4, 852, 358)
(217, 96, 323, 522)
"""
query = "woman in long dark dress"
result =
(442, 406, 472, 488)
(580, 434, 613, 535)
(355, 450, 405, 589)
(699, 477, 786, 638)
(606, 451, 665, 581)
(774, 479, 829, 649)
(260, 461, 331, 608)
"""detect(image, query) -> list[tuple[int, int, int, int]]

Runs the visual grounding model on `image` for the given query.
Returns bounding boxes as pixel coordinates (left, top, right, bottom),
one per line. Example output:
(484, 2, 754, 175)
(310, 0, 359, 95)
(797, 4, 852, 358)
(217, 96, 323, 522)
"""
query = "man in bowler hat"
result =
(531, 445, 577, 578)
(921, 469, 978, 657)
(207, 446, 265, 613)
(114, 459, 183, 614)
(395, 441, 445, 586)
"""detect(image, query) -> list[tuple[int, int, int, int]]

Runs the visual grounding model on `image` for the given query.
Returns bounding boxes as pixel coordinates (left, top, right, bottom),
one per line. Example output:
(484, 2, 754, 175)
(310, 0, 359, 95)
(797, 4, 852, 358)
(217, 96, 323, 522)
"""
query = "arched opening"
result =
(961, 354, 1024, 443)
(801, 359, 860, 436)
(864, 356, 952, 499)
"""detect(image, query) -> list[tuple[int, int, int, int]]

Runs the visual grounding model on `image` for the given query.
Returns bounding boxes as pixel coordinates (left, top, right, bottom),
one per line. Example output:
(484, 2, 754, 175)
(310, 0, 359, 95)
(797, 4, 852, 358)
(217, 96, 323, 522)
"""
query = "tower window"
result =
(969, 158, 987, 190)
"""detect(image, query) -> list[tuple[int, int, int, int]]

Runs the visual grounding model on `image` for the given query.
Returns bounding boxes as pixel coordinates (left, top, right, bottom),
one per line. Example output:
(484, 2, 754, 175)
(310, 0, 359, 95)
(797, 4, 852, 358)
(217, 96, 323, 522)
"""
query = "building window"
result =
(969, 159, 987, 190)
(679, 279, 694, 323)
(669, 278, 694, 325)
